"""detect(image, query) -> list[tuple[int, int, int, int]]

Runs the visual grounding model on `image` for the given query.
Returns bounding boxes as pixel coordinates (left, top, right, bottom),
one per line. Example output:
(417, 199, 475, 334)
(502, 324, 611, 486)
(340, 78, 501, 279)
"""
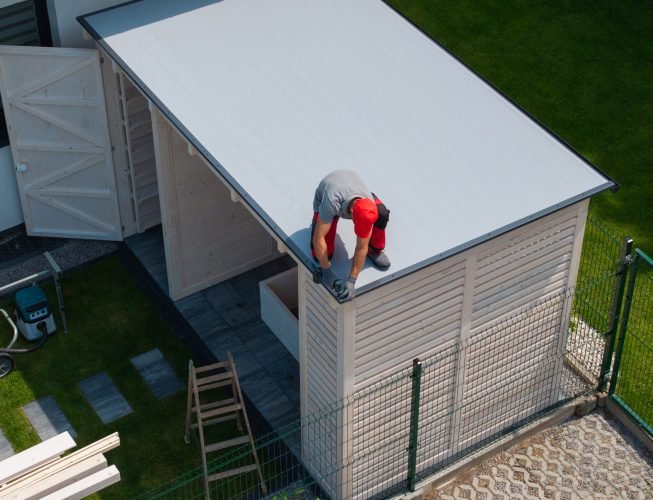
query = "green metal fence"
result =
(609, 248, 653, 436)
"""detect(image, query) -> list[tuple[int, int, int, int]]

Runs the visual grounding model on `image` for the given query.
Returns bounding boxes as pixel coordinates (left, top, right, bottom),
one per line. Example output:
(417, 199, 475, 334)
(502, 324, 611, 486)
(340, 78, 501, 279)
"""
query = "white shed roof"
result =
(80, 0, 614, 295)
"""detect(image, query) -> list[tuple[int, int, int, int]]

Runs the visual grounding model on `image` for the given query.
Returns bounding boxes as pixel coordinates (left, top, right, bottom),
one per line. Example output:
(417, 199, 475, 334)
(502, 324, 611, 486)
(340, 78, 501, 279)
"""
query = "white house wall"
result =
(46, 0, 126, 48)
(0, 146, 23, 231)
(151, 109, 278, 300)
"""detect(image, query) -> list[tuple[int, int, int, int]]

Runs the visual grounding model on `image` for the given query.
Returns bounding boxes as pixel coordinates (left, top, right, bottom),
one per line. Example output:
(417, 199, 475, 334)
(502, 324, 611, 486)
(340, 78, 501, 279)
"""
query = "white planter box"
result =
(259, 267, 299, 361)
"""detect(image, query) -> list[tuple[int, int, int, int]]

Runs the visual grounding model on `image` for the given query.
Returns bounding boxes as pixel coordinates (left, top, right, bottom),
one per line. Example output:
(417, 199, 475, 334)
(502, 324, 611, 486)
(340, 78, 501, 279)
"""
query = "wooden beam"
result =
(0, 432, 76, 485)
(0, 433, 119, 494)
(40, 465, 120, 500)
(6, 455, 108, 500)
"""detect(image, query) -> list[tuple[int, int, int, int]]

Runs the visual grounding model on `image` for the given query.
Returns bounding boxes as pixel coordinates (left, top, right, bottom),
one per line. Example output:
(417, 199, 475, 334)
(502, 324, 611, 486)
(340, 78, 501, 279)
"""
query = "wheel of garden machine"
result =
(0, 353, 14, 378)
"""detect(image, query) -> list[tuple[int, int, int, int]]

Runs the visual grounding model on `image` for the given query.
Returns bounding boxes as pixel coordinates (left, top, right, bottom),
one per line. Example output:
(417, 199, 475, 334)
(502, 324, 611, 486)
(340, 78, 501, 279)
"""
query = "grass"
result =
(0, 255, 241, 498)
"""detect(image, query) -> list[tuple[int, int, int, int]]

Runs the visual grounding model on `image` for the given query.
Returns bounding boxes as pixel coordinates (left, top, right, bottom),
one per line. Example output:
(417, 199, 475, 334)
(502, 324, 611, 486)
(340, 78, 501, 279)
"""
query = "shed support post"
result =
(599, 237, 633, 391)
(407, 358, 422, 492)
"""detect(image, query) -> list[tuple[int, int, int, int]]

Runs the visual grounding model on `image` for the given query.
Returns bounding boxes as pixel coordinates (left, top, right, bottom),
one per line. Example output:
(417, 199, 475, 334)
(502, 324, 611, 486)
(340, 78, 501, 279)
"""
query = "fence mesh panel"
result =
(611, 249, 653, 433)
(136, 281, 610, 499)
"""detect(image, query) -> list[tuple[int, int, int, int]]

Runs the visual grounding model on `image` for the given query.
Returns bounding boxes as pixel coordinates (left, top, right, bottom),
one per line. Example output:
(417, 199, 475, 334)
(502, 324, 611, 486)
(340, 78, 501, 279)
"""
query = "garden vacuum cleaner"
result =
(0, 286, 55, 378)
(0, 252, 66, 379)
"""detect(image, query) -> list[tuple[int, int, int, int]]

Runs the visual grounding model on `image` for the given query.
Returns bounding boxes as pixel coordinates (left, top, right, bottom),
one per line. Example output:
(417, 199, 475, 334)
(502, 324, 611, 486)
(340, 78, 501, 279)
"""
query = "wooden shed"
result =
(0, 0, 614, 497)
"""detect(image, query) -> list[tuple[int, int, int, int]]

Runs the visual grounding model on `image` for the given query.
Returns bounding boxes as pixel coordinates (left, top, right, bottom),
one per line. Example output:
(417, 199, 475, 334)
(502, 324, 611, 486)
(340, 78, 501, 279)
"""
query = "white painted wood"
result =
(40, 465, 120, 500)
(336, 301, 355, 499)
(302, 271, 338, 498)
(449, 254, 477, 450)
(0, 433, 120, 495)
(0, 45, 122, 240)
(551, 198, 589, 403)
(151, 109, 278, 300)
(260, 268, 299, 360)
(0, 432, 76, 485)
(6, 455, 107, 499)
(354, 257, 466, 388)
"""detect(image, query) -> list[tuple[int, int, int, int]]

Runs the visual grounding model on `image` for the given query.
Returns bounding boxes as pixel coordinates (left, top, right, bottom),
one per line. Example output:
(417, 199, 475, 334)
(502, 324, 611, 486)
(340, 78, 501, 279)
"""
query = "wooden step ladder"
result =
(184, 353, 266, 498)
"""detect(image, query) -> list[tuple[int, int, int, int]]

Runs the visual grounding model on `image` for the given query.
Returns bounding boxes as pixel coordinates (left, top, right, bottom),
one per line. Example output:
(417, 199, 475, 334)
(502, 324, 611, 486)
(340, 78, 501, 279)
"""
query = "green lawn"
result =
(0, 256, 239, 498)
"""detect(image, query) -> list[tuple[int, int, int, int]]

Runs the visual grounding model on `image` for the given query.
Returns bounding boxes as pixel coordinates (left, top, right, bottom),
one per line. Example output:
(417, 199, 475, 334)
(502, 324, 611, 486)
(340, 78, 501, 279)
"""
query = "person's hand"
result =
(320, 266, 338, 290)
(335, 276, 356, 302)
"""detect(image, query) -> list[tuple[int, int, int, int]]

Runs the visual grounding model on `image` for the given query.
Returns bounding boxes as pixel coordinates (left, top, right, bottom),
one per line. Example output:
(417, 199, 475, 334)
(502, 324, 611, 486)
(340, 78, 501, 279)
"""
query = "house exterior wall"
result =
(46, 0, 125, 48)
(0, 146, 23, 231)
(151, 108, 278, 300)
(301, 199, 588, 499)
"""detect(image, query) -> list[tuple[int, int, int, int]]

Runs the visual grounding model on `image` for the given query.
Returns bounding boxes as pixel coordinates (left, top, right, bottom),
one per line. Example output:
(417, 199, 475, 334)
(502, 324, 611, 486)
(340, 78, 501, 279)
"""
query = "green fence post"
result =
(608, 251, 640, 395)
(599, 237, 633, 391)
(407, 358, 422, 492)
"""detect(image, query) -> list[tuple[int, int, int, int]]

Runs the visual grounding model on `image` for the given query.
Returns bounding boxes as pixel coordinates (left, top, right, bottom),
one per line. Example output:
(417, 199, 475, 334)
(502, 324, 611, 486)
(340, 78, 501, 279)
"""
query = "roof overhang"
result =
(79, 0, 615, 296)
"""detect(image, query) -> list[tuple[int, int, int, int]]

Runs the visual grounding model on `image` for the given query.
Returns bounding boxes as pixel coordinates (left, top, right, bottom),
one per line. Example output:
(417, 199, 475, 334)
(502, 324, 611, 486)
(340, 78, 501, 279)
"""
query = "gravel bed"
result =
(0, 239, 119, 290)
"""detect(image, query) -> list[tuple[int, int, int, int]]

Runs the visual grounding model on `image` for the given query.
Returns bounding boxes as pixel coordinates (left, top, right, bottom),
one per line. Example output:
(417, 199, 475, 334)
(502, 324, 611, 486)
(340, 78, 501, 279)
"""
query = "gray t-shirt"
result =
(313, 170, 372, 222)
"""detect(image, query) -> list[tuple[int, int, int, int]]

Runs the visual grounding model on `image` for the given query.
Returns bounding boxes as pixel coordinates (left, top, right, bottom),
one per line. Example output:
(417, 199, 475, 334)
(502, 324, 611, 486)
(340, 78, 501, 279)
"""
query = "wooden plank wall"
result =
(302, 272, 339, 497)
(151, 110, 278, 300)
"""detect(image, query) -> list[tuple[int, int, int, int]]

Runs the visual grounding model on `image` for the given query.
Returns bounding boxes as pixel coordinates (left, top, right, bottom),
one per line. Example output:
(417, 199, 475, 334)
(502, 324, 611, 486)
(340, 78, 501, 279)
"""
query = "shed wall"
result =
(341, 201, 587, 498)
(301, 270, 339, 497)
(151, 109, 278, 300)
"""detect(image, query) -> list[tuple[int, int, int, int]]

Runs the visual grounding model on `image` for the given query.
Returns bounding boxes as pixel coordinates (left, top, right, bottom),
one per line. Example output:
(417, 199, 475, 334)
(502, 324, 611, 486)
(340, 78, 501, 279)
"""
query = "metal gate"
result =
(608, 247, 653, 436)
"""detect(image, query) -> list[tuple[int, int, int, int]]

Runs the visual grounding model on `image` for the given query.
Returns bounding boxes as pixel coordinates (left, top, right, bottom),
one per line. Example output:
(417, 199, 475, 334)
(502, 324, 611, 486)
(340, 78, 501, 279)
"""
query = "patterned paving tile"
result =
(130, 348, 183, 400)
(78, 372, 133, 424)
(22, 395, 76, 440)
(429, 410, 653, 499)
(0, 428, 14, 460)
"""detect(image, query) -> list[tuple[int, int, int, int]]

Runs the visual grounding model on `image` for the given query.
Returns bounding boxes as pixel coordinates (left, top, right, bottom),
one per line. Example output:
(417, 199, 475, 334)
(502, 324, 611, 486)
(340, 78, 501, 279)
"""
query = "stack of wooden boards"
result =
(0, 431, 120, 499)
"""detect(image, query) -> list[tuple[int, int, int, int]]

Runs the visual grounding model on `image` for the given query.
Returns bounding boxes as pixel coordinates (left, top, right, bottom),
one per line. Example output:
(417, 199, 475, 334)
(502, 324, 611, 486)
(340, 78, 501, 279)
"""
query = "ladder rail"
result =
(184, 354, 267, 497)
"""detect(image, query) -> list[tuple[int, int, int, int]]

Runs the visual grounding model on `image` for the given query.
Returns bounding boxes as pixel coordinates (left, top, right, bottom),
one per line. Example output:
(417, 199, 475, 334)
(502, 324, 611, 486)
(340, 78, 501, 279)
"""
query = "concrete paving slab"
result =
(78, 372, 133, 424)
(0, 428, 14, 460)
(22, 395, 77, 440)
(428, 410, 653, 499)
(131, 348, 183, 400)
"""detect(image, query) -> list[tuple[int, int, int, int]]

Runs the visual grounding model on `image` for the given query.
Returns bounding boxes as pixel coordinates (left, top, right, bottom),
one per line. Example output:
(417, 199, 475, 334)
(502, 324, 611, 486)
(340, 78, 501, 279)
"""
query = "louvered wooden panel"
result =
(354, 258, 466, 388)
(351, 379, 412, 499)
(459, 299, 564, 448)
(303, 276, 338, 497)
(415, 342, 458, 474)
(471, 206, 579, 332)
(0, 1, 39, 46)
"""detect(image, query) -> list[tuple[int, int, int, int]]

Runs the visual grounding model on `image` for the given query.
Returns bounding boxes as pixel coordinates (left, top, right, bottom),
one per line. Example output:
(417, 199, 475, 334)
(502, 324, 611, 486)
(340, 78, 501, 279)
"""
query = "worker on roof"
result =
(311, 170, 390, 301)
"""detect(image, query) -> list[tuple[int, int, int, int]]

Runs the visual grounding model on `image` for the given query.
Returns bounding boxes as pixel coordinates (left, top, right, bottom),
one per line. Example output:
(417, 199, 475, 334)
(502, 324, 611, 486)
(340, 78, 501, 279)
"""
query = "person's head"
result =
(351, 198, 378, 238)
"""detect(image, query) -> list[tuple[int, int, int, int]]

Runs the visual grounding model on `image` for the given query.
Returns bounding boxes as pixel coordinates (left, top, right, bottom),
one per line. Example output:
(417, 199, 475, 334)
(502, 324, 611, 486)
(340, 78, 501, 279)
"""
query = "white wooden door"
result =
(0, 45, 122, 240)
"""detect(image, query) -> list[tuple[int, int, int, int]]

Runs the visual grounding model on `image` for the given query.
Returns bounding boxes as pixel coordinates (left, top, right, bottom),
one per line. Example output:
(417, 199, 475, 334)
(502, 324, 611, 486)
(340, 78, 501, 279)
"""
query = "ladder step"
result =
(207, 464, 257, 482)
(200, 403, 241, 420)
(193, 398, 235, 413)
(193, 362, 230, 373)
(197, 380, 232, 392)
(205, 435, 250, 453)
(189, 414, 237, 430)
(196, 371, 233, 385)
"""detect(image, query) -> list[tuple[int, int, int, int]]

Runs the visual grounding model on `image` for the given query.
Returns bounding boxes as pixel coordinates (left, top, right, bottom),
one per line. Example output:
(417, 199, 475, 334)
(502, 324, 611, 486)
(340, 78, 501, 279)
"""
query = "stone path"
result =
(78, 372, 133, 424)
(23, 395, 76, 440)
(130, 348, 183, 400)
(0, 429, 13, 460)
(428, 410, 653, 499)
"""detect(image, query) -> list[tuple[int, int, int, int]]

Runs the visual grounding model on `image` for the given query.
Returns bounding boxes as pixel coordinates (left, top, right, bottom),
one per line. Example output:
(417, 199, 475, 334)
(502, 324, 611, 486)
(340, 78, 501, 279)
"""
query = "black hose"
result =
(0, 322, 48, 354)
